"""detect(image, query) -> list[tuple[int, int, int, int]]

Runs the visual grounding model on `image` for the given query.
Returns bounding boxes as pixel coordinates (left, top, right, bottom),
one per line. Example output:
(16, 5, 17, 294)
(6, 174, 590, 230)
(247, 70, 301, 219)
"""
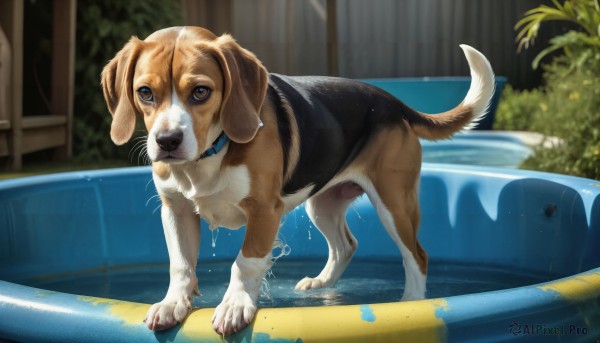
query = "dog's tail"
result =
(408, 45, 495, 140)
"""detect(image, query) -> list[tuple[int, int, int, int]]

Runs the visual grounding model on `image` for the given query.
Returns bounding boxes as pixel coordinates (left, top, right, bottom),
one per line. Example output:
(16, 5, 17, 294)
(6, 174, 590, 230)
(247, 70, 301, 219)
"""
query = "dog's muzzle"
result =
(156, 130, 184, 152)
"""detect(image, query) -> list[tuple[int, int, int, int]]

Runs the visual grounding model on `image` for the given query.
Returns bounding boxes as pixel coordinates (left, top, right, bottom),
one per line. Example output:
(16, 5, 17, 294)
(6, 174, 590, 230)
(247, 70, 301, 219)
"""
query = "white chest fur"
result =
(154, 161, 251, 230)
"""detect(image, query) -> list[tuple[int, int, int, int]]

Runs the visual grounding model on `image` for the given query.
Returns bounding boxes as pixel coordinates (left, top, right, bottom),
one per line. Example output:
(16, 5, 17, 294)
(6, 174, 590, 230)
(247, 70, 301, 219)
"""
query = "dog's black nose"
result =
(156, 130, 183, 152)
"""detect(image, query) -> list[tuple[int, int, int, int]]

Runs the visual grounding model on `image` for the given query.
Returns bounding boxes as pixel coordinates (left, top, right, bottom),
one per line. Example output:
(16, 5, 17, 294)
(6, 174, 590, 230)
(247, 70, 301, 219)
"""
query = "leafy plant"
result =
(520, 63, 600, 178)
(515, 0, 600, 69)
(504, 0, 600, 180)
(74, 1, 182, 163)
(494, 85, 545, 131)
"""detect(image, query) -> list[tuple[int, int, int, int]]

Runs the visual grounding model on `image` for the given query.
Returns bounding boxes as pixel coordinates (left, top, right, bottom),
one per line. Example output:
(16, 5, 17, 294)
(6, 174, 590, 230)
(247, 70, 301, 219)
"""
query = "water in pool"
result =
(421, 138, 532, 168)
(27, 259, 549, 308)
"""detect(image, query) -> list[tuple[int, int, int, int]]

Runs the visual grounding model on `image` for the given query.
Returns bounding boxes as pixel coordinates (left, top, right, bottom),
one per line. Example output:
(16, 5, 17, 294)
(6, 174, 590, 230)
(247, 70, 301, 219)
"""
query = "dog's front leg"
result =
(145, 196, 200, 331)
(212, 196, 283, 336)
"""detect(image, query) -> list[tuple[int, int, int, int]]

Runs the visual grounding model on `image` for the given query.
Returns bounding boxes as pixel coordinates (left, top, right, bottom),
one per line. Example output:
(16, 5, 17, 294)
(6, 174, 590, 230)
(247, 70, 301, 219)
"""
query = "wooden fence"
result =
(185, 0, 563, 89)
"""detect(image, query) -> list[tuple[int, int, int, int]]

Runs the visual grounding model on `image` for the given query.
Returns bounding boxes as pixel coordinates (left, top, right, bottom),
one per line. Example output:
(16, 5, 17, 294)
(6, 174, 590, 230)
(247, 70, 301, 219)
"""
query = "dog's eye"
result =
(137, 87, 154, 102)
(192, 86, 211, 103)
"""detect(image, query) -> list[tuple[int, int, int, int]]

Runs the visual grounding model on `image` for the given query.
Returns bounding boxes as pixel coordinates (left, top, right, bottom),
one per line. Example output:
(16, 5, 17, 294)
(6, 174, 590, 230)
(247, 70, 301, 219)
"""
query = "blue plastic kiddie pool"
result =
(0, 162, 598, 342)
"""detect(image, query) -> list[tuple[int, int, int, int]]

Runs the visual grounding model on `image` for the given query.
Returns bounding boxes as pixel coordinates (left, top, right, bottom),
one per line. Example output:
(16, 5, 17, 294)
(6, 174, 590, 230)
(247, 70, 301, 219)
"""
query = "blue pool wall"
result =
(1, 164, 598, 285)
(362, 76, 507, 130)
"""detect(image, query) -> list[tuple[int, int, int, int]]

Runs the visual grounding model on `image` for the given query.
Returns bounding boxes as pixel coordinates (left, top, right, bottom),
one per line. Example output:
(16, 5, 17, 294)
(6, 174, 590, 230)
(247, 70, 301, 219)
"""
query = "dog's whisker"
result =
(127, 143, 139, 160)
(129, 147, 143, 163)
(142, 149, 152, 166)
(139, 154, 146, 166)
(146, 194, 161, 208)
(134, 138, 151, 166)
(145, 178, 154, 192)
(130, 137, 148, 149)
(135, 141, 147, 153)
(136, 146, 146, 166)
(129, 140, 150, 166)
(129, 140, 147, 162)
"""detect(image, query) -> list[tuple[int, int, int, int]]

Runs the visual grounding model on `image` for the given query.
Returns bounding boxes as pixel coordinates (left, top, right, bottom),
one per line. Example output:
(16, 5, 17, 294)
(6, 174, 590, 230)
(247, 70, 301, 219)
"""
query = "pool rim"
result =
(1, 164, 599, 342)
(1, 267, 598, 342)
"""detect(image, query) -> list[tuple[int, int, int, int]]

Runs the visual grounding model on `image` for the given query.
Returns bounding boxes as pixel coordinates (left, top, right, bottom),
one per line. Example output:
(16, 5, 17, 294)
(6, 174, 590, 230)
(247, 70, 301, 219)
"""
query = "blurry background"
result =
(0, 0, 581, 175)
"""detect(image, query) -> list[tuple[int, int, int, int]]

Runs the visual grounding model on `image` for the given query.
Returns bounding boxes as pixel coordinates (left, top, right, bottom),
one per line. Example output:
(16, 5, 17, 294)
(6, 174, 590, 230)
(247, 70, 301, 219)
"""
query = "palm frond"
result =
(515, 0, 600, 69)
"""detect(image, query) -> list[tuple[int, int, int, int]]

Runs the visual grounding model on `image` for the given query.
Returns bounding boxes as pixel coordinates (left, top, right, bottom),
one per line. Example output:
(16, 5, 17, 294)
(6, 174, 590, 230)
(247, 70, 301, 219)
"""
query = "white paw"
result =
(211, 290, 257, 336)
(144, 296, 192, 331)
(294, 277, 326, 290)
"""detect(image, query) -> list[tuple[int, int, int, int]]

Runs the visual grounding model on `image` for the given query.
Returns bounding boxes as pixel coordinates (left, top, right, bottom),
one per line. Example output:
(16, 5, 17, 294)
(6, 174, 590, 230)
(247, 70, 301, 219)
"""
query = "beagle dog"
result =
(101, 26, 494, 336)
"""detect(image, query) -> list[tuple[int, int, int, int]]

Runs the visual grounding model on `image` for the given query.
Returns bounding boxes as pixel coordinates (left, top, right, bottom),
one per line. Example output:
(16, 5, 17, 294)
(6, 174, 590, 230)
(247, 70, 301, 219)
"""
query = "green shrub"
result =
(74, 1, 182, 163)
(498, 58, 600, 180)
(498, 58, 600, 179)
(520, 60, 600, 179)
(494, 85, 545, 131)
(507, 0, 600, 180)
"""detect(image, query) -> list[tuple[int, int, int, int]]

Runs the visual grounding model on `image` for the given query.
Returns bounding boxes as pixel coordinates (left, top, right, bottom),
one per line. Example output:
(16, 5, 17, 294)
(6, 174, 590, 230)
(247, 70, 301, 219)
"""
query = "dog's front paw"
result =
(295, 276, 326, 290)
(211, 291, 257, 336)
(144, 296, 192, 331)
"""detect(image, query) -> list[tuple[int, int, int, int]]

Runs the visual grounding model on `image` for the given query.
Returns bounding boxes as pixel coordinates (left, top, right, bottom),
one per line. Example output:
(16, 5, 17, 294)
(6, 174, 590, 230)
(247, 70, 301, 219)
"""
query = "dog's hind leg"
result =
(360, 128, 428, 301)
(367, 185, 427, 301)
(295, 182, 362, 290)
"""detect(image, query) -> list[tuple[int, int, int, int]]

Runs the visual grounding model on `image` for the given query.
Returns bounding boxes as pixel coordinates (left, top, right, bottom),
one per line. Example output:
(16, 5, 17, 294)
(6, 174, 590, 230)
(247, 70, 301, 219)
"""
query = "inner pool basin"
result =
(421, 131, 533, 168)
(1, 163, 599, 342)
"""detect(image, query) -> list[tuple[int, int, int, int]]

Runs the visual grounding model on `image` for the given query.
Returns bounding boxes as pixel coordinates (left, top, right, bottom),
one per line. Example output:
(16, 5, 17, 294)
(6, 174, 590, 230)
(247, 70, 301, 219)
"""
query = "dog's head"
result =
(101, 26, 268, 163)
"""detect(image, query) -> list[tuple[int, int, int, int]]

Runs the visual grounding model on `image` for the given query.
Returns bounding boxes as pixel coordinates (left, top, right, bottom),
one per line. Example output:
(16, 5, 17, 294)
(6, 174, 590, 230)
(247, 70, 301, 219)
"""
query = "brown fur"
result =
(223, 100, 286, 257)
(348, 123, 427, 273)
(412, 105, 474, 141)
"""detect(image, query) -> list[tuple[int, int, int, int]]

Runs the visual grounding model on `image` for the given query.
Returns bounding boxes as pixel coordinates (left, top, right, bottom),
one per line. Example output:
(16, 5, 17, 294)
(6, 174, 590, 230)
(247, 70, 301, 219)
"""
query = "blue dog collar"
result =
(198, 131, 229, 160)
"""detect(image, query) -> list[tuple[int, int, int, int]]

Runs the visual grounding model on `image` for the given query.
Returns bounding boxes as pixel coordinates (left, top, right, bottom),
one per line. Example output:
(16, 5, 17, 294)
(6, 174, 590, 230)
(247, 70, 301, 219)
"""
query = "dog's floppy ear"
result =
(101, 37, 143, 145)
(214, 35, 268, 144)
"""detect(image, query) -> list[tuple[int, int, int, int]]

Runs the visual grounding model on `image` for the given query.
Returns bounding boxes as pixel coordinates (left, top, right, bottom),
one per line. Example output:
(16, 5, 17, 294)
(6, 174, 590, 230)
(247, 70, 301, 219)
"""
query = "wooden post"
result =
(326, 0, 338, 76)
(0, 18, 12, 159)
(0, 0, 24, 170)
(51, 0, 76, 161)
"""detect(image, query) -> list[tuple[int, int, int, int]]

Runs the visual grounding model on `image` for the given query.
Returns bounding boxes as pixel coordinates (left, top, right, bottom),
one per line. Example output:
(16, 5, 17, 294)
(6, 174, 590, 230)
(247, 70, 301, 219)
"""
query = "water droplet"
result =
(260, 277, 272, 300)
(211, 228, 220, 248)
(351, 204, 364, 221)
(272, 237, 291, 261)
